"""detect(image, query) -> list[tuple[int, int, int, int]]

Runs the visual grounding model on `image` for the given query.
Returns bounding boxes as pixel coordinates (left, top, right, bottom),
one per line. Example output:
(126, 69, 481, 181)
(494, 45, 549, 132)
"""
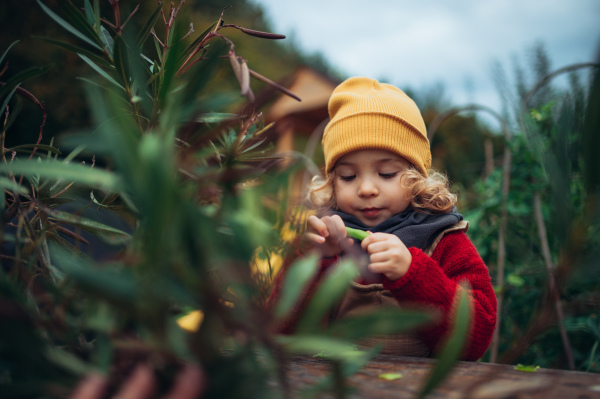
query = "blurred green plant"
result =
(0, 1, 468, 398)
(463, 48, 600, 371)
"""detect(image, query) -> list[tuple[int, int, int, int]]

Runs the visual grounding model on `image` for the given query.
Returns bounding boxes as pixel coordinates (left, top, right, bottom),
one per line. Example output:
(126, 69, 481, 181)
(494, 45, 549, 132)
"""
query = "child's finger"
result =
(367, 261, 389, 275)
(368, 251, 390, 264)
(361, 233, 390, 250)
(307, 215, 329, 237)
(304, 232, 326, 244)
(330, 214, 348, 237)
(363, 240, 391, 254)
(322, 216, 345, 242)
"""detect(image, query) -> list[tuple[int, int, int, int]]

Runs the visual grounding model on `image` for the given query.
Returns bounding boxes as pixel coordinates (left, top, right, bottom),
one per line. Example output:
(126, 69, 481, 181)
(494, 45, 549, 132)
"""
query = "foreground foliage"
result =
(1, 1, 467, 398)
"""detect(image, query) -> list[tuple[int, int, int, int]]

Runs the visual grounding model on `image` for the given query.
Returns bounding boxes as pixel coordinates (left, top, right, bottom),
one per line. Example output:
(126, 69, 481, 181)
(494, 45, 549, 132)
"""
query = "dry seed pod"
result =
(239, 27, 285, 40)
(240, 60, 255, 102)
(249, 69, 301, 102)
(229, 52, 242, 82)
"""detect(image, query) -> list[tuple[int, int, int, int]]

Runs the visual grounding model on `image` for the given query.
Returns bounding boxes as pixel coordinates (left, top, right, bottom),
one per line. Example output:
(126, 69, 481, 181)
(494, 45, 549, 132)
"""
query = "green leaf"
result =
(34, 36, 112, 69)
(46, 346, 97, 376)
(0, 66, 49, 100)
(379, 373, 403, 380)
(113, 34, 130, 87)
(100, 25, 114, 58)
(296, 259, 359, 333)
(514, 364, 541, 372)
(0, 40, 19, 67)
(276, 335, 363, 361)
(179, 21, 218, 66)
(0, 84, 19, 121)
(506, 273, 525, 287)
(78, 54, 123, 89)
(6, 144, 62, 156)
(299, 345, 381, 399)
(195, 113, 239, 123)
(51, 244, 137, 302)
(37, 0, 103, 51)
(136, 5, 162, 47)
(417, 288, 470, 399)
(0, 176, 29, 195)
(56, 0, 103, 46)
(274, 254, 319, 319)
(0, 158, 121, 192)
(48, 209, 131, 245)
(90, 191, 121, 209)
(327, 308, 435, 341)
(83, 0, 95, 25)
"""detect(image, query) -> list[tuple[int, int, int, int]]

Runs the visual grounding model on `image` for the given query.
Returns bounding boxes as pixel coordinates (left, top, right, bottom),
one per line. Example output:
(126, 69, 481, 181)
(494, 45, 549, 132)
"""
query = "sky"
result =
(251, 0, 600, 127)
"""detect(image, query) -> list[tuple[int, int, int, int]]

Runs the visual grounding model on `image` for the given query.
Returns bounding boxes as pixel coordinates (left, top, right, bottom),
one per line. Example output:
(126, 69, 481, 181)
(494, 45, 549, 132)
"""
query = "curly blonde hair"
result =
(306, 167, 456, 215)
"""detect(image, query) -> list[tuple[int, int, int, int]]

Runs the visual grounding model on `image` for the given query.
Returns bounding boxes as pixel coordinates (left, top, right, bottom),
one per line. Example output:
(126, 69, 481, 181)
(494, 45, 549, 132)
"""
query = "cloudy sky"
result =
(252, 0, 599, 124)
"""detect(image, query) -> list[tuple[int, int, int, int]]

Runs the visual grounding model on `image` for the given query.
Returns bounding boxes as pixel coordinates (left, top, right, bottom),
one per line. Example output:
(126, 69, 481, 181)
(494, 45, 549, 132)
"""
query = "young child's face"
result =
(333, 149, 411, 227)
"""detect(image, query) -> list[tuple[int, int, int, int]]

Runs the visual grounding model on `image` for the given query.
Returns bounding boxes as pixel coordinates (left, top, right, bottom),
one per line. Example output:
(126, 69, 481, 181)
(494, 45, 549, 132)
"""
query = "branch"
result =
(534, 192, 575, 370)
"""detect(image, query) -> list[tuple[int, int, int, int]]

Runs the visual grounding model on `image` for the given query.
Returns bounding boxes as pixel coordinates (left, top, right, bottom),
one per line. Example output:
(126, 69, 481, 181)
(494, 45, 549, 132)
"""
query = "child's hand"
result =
(301, 215, 354, 257)
(361, 233, 412, 281)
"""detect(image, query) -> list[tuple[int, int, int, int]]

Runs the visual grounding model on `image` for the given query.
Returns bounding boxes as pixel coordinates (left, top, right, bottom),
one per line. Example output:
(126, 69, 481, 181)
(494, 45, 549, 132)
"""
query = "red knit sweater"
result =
(269, 230, 497, 361)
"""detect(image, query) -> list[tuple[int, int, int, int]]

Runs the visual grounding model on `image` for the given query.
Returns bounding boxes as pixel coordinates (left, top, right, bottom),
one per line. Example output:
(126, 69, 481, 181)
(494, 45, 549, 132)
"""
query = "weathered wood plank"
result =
(284, 354, 600, 398)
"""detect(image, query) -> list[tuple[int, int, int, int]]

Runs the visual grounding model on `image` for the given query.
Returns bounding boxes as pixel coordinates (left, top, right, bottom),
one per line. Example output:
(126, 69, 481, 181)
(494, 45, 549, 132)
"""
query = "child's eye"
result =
(339, 175, 356, 181)
(379, 172, 398, 179)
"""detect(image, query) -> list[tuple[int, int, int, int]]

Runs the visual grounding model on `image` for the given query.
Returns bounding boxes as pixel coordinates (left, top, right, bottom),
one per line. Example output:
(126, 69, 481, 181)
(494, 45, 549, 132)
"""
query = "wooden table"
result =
(284, 354, 600, 398)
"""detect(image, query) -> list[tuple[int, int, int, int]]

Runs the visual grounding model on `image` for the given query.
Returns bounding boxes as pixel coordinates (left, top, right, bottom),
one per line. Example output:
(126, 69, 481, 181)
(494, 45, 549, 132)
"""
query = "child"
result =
(270, 77, 496, 361)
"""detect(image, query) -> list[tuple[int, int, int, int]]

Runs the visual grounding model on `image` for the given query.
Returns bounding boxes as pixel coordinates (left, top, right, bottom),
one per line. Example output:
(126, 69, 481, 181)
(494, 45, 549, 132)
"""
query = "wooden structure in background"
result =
(267, 66, 339, 157)
(265, 67, 339, 203)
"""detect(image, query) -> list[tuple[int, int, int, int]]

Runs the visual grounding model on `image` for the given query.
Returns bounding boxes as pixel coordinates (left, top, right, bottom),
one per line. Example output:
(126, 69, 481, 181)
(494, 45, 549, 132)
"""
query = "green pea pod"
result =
(345, 227, 369, 241)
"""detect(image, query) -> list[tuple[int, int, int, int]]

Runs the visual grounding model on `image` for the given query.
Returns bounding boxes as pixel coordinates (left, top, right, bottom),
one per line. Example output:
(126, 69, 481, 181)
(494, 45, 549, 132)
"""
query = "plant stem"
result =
(533, 191, 575, 370)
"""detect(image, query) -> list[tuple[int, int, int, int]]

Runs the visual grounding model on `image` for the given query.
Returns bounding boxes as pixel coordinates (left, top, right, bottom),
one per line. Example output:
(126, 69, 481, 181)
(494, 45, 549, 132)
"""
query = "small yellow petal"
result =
(177, 310, 204, 332)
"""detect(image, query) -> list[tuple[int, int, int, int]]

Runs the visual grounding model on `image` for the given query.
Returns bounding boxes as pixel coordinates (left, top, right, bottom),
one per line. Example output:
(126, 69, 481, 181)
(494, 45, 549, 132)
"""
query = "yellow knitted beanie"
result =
(322, 77, 431, 176)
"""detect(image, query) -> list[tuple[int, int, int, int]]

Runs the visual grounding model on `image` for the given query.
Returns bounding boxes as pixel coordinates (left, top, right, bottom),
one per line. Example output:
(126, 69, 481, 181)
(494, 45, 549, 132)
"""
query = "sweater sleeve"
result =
(382, 231, 497, 361)
(267, 240, 338, 334)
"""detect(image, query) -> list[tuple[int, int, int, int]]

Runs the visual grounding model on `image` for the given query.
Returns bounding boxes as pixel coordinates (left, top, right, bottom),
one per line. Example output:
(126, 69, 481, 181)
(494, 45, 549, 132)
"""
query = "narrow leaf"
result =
(48, 209, 131, 245)
(195, 113, 238, 123)
(7, 144, 62, 156)
(78, 54, 123, 89)
(276, 335, 361, 360)
(417, 288, 470, 399)
(274, 254, 319, 319)
(297, 259, 359, 333)
(0, 66, 49, 100)
(0, 159, 121, 192)
(100, 26, 114, 58)
(0, 40, 20, 67)
(179, 21, 218, 66)
(34, 36, 112, 69)
(56, 0, 103, 46)
(113, 34, 130, 87)
(83, 0, 95, 25)
(0, 85, 19, 120)
(327, 308, 435, 341)
(0, 176, 29, 195)
(37, 0, 102, 51)
(136, 5, 162, 47)
(50, 244, 136, 302)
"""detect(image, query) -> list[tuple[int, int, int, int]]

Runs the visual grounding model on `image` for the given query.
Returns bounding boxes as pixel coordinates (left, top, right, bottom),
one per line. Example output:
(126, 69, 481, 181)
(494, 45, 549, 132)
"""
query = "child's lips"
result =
(361, 208, 382, 217)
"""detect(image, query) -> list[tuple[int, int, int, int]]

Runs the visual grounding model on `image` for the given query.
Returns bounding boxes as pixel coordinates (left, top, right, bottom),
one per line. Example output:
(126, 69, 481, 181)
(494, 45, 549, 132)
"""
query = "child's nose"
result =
(358, 178, 378, 197)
